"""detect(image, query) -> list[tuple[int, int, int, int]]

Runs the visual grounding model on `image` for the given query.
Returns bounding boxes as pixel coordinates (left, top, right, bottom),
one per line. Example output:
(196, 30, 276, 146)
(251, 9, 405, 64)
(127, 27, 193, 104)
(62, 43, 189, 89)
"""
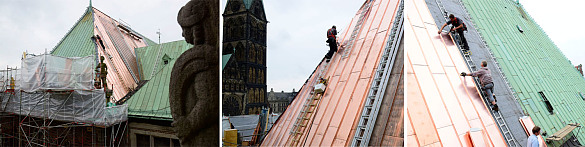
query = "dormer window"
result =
(162, 54, 171, 65)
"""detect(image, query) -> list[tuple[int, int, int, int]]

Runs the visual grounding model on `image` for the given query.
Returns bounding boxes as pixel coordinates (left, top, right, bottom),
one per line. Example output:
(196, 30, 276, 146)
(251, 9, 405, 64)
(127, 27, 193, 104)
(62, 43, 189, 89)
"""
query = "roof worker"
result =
(527, 126, 541, 147)
(460, 60, 498, 111)
(325, 25, 338, 62)
(438, 14, 469, 52)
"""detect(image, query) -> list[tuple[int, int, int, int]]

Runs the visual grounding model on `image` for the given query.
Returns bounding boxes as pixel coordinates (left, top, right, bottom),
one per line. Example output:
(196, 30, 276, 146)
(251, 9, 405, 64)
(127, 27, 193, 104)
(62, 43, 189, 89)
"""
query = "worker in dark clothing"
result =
(460, 60, 498, 111)
(438, 14, 469, 51)
(325, 25, 338, 62)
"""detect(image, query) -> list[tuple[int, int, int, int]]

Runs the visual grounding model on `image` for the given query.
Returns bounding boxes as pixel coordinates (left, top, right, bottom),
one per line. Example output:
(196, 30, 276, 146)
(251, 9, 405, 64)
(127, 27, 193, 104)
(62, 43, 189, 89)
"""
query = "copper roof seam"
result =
(323, 8, 380, 144)
(352, 0, 401, 145)
(301, 15, 362, 145)
(406, 55, 443, 145)
(424, 0, 507, 143)
(93, 16, 133, 100)
(271, 62, 323, 146)
(414, 0, 476, 140)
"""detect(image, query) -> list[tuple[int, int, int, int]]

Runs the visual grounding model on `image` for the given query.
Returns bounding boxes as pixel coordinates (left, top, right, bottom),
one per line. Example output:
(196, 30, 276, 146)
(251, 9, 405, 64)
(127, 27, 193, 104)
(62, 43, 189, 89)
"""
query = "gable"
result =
(50, 7, 96, 57)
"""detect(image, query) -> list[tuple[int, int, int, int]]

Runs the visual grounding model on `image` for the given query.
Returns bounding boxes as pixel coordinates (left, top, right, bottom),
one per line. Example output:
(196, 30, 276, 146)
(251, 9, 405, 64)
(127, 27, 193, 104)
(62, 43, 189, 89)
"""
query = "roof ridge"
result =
(50, 6, 94, 54)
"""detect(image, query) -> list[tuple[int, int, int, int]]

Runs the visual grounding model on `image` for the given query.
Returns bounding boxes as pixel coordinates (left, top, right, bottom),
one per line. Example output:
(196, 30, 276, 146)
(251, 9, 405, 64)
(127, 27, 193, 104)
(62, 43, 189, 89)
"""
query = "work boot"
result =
(492, 104, 499, 111)
(493, 94, 497, 102)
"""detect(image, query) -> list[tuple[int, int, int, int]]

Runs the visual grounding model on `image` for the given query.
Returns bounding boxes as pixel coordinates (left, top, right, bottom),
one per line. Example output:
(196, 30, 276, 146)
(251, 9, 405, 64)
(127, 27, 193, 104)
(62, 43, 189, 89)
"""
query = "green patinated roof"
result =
(50, 7, 157, 58)
(127, 40, 191, 120)
(135, 40, 192, 80)
(463, 0, 585, 144)
(222, 54, 232, 70)
(50, 7, 95, 57)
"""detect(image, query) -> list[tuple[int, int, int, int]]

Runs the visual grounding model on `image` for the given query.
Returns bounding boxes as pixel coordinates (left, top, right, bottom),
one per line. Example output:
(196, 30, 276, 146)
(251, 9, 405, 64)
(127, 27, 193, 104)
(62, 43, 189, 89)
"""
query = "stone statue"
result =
(169, 0, 219, 146)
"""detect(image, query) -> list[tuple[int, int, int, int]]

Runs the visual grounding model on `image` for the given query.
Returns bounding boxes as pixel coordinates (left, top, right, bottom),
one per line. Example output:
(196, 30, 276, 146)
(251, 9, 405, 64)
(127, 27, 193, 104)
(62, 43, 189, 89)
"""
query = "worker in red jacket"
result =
(325, 25, 338, 62)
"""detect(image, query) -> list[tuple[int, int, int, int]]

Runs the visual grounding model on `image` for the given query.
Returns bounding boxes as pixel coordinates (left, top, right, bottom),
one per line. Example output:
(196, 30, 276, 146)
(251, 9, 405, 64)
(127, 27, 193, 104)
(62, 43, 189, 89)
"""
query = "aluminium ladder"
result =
(433, 0, 518, 146)
(287, 57, 333, 146)
(342, 0, 375, 58)
(350, 0, 404, 146)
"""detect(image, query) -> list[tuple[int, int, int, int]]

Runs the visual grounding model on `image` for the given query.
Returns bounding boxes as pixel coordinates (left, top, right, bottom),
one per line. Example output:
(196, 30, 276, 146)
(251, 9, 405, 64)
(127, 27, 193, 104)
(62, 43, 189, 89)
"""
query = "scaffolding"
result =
(0, 54, 129, 146)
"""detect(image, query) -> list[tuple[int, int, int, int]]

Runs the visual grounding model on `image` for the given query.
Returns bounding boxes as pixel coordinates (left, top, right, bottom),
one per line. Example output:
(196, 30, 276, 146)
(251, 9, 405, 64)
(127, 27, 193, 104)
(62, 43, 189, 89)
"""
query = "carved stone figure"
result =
(169, 0, 219, 146)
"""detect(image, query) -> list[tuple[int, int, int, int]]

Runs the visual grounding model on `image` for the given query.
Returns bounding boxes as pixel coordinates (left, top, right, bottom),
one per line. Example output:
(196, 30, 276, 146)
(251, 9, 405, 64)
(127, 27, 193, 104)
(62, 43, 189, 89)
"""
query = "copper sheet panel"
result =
(261, 0, 400, 146)
(406, 0, 507, 146)
(468, 129, 490, 147)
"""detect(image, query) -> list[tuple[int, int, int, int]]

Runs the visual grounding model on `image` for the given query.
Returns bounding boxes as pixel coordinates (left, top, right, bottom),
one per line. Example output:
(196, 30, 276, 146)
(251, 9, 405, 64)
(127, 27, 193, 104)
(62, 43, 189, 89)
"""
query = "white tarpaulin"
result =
(0, 54, 127, 126)
(0, 90, 127, 126)
(20, 55, 94, 92)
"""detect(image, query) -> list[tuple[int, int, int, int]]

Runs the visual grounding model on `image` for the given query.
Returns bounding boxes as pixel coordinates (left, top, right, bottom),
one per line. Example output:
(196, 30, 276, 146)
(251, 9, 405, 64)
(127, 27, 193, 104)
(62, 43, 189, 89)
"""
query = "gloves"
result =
(460, 72, 467, 76)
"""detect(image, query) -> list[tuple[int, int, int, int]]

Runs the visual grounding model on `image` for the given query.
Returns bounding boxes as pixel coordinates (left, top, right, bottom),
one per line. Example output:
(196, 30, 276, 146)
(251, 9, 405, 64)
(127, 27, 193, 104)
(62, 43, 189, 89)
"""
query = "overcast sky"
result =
(0, 0, 583, 92)
(0, 0, 189, 68)
(520, 0, 585, 67)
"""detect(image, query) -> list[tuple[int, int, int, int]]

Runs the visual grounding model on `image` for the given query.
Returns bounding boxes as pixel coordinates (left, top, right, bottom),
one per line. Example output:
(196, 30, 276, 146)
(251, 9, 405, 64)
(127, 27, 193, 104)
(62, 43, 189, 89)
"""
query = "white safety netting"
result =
(20, 55, 94, 92)
(0, 54, 127, 126)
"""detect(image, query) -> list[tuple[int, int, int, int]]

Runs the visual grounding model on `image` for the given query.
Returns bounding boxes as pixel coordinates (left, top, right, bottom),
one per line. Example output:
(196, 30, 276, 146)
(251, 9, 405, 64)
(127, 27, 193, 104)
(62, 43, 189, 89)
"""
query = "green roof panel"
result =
(127, 40, 191, 120)
(462, 0, 585, 144)
(50, 7, 96, 57)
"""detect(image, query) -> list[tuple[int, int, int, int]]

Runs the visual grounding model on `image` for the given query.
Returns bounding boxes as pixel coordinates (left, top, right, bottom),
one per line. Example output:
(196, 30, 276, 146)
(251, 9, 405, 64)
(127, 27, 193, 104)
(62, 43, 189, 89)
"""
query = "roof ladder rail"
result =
(286, 59, 331, 146)
(149, 45, 164, 79)
(350, 1, 403, 146)
(433, 0, 518, 146)
(342, 0, 375, 59)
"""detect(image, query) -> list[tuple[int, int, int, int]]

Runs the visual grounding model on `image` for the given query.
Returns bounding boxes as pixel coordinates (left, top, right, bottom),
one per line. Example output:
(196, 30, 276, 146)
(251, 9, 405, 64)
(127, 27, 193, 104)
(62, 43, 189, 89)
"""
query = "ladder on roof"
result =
(342, 0, 375, 58)
(94, 31, 128, 93)
(433, 0, 518, 146)
(350, 1, 403, 146)
(149, 45, 164, 79)
(286, 58, 331, 146)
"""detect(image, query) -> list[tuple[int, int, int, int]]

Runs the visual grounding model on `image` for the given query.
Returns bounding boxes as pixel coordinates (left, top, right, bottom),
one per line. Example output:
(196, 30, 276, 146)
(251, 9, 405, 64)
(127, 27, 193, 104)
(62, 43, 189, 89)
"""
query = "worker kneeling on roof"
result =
(325, 25, 338, 62)
(438, 14, 469, 51)
(460, 60, 498, 111)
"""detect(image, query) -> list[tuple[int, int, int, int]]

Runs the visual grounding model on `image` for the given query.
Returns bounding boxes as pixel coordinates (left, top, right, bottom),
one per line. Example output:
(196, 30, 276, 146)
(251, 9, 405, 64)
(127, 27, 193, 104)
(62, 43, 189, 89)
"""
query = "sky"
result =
(221, 0, 365, 92)
(0, 0, 189, 68)
(520, 0, 585, 67)
(0, 0, 582, 92)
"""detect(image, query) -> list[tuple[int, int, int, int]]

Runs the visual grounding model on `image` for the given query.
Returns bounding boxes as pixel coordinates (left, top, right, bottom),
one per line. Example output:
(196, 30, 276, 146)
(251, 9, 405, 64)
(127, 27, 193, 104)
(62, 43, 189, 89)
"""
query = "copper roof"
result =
(405, 0, 506, 146)
(261, 0, 402, 146)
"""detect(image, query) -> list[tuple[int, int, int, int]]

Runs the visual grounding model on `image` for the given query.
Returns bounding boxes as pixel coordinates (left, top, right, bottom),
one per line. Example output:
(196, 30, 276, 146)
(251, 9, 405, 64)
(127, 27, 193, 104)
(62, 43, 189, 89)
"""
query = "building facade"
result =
(222, 0, 268, 115)
(267, 88, 297, 113)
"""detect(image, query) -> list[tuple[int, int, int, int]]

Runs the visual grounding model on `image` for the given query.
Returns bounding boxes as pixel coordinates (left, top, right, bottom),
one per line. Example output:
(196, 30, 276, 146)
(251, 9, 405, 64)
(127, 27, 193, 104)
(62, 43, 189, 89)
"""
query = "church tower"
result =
(222, 0, 267, 115)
